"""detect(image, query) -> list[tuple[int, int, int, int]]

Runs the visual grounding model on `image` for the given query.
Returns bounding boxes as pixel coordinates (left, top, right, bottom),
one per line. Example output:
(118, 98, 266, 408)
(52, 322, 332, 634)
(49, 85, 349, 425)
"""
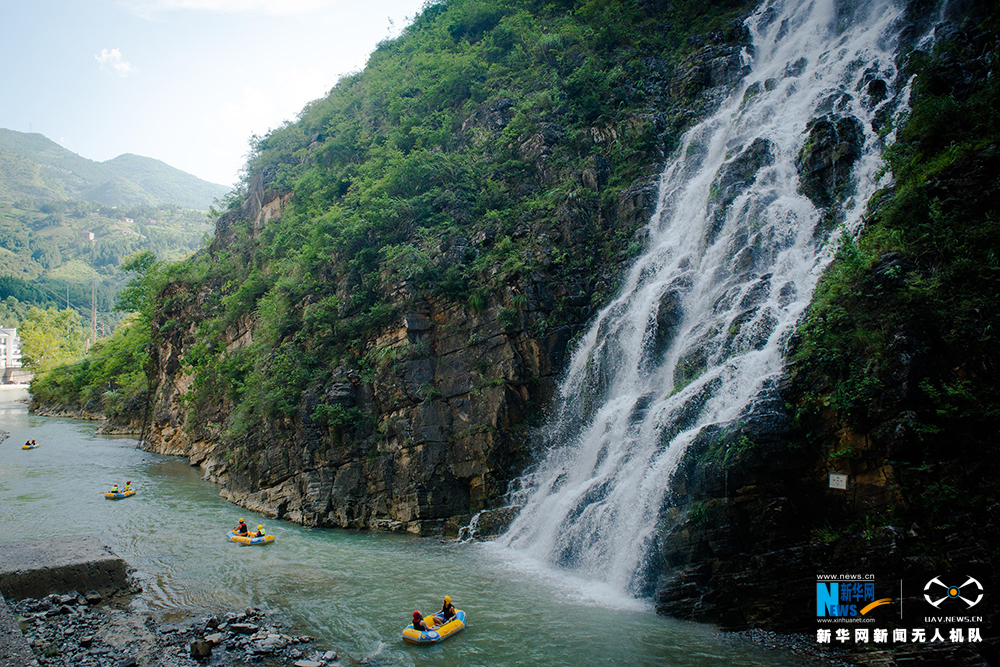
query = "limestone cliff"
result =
(144, 152, 654, 534)
(653, 3, 1000, 662)
(139, 0, 758, 535)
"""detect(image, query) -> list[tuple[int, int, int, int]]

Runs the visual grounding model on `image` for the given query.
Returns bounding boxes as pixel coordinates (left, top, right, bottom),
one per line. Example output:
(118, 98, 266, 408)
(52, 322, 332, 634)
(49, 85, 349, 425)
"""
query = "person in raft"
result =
(110, 483, 120, 493)
(235, 518, 249, 535)
(124, 481, 133, 492)
(254, 524, 266, 538)
(24, 440, 31, 447)
(412, 610, 433, 632)
(31, 439, 37, 446)
(439, 595, 456, 622)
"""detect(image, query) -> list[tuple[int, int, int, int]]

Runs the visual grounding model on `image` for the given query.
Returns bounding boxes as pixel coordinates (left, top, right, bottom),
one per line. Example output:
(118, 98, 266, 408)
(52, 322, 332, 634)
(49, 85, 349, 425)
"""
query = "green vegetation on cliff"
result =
(791, 4, 999, 536)
(158, 0, 754, 440)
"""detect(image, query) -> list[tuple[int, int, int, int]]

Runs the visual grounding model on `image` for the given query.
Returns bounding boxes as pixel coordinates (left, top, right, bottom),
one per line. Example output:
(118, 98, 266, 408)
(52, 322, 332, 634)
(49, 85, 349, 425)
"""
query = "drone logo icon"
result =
(924, 576, 984, 609)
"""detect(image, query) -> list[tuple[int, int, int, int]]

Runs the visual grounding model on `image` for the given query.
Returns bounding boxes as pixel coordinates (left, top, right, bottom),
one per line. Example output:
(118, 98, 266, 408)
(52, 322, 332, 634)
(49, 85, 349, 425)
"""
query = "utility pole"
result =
(66, 284, 70, 310)
(91, 277, 97, 340)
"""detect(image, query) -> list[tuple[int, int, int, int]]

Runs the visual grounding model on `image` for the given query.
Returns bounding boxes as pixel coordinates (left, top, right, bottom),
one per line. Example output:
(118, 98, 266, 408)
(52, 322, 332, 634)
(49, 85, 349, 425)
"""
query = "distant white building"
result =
(0, 326, 26, 383)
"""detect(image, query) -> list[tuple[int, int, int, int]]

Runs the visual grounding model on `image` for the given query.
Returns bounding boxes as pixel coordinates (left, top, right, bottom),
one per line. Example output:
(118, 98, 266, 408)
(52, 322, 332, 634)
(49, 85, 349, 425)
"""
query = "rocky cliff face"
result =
(653, 3, 1000, 662)
(136, 1, 760, 537)
(141, 120, 678, 535)
(144, 165, 658, 535)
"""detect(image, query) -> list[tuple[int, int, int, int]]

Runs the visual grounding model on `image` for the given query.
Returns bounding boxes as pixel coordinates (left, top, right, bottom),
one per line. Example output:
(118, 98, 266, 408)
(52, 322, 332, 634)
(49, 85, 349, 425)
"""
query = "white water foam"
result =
(498, 0, 910, 599)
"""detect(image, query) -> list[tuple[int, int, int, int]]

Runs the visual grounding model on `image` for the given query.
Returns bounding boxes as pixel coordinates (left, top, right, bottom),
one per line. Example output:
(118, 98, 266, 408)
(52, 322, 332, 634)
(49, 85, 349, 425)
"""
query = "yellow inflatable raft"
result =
(227, 530, 274, 546)
(402, 610, 466, 644)
(105, 489, 136, 499)
(22, 444, 38, 450)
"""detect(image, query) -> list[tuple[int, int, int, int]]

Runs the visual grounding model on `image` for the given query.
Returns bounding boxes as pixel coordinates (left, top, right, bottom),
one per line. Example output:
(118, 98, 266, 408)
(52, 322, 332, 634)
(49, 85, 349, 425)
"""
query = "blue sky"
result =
(1, 0, 428, 188)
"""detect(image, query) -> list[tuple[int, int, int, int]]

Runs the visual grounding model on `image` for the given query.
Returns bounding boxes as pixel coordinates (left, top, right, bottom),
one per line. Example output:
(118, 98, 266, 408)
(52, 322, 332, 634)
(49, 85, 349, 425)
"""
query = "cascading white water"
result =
(498, 0, 909, 599)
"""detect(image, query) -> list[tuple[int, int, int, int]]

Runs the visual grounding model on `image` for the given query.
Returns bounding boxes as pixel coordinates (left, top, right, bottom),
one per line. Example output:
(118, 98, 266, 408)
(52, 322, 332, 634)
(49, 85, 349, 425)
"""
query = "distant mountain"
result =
(0, 128, 230, 210)
(82, 176, 157, 208)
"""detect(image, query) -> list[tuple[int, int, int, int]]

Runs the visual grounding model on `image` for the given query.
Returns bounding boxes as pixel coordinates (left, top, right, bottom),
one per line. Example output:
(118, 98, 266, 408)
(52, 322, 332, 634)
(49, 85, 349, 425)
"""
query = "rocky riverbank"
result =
(10, 593, 339, 667)
(25, 401, 144, 436)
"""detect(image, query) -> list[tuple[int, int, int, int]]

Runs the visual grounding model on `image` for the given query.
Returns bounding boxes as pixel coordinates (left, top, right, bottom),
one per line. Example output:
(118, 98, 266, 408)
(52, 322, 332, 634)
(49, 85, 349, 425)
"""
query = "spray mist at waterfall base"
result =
(498, 0, 911, 605)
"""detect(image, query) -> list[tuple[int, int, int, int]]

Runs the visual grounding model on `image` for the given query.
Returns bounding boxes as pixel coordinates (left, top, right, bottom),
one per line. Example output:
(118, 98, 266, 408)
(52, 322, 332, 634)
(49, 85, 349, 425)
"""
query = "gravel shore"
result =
(11, 592, 340, 667)
(723, 628, 858, 666)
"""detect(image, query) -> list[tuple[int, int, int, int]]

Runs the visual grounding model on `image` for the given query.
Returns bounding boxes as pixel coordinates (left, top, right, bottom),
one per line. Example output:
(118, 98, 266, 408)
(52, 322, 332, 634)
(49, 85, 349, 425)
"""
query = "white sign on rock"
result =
(829, 473, 848, 490)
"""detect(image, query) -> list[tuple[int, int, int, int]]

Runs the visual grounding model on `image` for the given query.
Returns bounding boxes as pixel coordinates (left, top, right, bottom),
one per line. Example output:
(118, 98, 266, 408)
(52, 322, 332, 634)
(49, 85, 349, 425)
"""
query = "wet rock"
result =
(795, 114, 864, 209)
(707, 138, 776, 244)
(203, 632, 224, 644)
(673, 340, 712, 392)
(253, 633, 289, 653)
(776, 281, 796, 308)
(740, 81, 762, 108)
(229, 622, 259, 634)
(190, 638, 213, 659)
(651, 290, 684, 359)
(293, 661, 324, 667)
(784, 56, 807, 78)
(463, 505, 521, 539)
(671, 44, 752, 99)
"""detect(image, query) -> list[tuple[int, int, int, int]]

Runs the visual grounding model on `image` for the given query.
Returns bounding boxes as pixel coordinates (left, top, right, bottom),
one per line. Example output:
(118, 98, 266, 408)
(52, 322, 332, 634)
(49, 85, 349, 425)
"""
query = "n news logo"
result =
(817, 582, 891, 617)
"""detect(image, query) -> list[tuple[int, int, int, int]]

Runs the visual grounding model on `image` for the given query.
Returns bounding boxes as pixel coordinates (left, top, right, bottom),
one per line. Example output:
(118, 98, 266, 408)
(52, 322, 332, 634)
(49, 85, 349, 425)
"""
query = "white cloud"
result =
(95, 48, 138, 77)
(119, 0, 331, 16)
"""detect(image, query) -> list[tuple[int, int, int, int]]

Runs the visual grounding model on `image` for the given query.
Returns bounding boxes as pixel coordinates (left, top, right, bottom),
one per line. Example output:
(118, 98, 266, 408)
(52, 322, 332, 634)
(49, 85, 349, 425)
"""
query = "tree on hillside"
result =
(115, 249, 162, 318)
(19, 306, 87, 371)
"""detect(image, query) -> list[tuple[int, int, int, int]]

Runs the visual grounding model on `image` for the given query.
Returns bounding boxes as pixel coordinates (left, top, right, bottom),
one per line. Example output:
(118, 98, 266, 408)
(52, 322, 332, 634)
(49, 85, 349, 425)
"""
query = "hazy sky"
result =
(1, 0, 429, 188)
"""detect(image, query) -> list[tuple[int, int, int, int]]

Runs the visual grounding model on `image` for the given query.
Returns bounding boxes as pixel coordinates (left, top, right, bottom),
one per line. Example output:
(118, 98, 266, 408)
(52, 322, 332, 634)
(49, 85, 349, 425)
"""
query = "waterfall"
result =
(497, 0, 910, 600)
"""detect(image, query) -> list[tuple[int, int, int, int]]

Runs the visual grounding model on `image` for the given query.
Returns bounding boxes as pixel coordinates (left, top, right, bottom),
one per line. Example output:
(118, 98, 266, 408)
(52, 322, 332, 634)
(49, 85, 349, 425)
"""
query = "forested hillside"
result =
(0, 199, 211, 331)
(0, 129, 229, 209)
(0, 131, 223, 331)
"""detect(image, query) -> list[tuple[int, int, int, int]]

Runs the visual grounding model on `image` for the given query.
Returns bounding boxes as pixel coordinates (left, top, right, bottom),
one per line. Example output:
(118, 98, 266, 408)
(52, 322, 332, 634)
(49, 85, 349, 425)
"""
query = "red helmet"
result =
(413, 610, 421, 619)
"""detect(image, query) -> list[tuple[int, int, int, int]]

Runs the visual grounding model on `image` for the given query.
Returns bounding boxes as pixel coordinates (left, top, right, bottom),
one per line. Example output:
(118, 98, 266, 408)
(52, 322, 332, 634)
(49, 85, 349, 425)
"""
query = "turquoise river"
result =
(1, 388, 816, 667)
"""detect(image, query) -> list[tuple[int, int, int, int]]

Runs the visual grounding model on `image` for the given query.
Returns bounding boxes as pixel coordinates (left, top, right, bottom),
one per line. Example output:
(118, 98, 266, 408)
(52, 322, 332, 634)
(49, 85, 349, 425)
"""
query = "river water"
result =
(1, 390, 813, 666)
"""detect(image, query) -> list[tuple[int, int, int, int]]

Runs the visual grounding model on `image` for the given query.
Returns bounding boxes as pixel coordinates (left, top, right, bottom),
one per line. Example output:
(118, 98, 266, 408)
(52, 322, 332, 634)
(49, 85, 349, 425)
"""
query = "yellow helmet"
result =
(444, 596, 452, 604)
(239, 518, 245, 523)
(258, 525, 263, 530)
